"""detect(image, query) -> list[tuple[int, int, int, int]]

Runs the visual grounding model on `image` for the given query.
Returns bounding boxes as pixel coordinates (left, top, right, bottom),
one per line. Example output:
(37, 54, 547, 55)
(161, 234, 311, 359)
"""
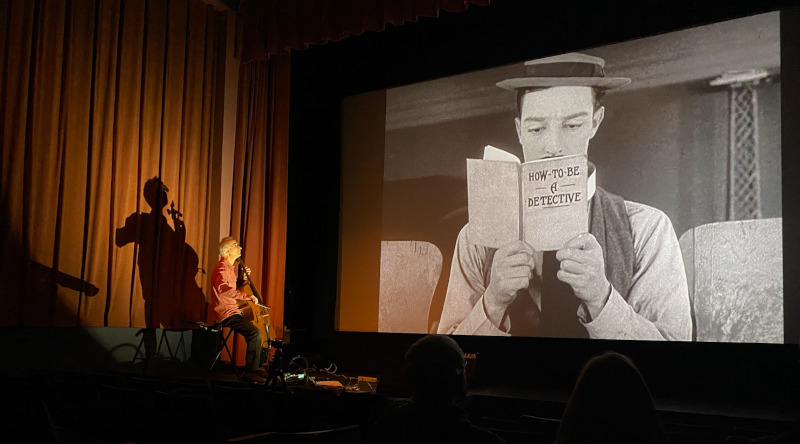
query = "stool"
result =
(190, 321, 242, 378)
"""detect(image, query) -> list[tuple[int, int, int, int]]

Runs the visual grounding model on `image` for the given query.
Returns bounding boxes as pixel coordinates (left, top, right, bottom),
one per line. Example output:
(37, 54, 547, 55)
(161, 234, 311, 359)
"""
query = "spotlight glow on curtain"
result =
(0, 0, 227, 328)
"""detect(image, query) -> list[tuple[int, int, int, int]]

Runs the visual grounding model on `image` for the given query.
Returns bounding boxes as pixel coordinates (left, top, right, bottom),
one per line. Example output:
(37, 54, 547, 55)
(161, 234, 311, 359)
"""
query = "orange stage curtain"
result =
(0, 0, 227, 328)
(223, 55, 290, 365)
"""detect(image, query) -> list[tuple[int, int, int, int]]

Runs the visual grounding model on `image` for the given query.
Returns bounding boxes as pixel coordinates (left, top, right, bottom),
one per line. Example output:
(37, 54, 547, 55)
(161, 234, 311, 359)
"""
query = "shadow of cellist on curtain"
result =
(115, 177, 205, 361)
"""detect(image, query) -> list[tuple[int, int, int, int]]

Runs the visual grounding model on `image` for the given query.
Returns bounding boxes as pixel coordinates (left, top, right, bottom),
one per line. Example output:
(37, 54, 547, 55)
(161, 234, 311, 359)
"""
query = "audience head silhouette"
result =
(367, 335, 506, 444)
(404, 334, 467, 405)
(556, 351, 669, 444)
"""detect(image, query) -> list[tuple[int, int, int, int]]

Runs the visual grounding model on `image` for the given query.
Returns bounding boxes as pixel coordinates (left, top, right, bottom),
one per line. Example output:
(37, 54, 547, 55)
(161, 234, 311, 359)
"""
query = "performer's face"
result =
(515, 86, 604, 162)
(226, 240, 242, 260)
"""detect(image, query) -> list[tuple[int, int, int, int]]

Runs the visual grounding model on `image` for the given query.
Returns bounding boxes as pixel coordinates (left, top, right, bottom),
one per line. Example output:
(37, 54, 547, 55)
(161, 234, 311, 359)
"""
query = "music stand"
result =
(131, 328, 188, 375)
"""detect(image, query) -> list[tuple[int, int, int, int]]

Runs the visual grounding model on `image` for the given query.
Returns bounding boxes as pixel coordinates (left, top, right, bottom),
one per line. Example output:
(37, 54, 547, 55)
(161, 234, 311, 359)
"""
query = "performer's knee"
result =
(246, 327, 262, 344)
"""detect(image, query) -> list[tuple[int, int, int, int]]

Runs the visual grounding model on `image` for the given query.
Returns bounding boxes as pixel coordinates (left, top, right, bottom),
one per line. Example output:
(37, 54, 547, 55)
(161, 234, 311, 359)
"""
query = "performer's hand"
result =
(250, 295, 258, 303)
(244, 266, 251, 276)
(555, 233, 611, 321)
(484, 240, 536, 328)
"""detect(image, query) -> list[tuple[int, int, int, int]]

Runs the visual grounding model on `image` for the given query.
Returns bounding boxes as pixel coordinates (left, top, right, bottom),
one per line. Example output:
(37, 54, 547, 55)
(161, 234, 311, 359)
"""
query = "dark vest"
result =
(507, 187, 635, 337)
(590, 187, 635, 301)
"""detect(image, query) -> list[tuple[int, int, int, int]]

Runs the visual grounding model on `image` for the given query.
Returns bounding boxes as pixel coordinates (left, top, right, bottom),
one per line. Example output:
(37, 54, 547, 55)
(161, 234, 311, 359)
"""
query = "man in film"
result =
(438, 53, 692, 340)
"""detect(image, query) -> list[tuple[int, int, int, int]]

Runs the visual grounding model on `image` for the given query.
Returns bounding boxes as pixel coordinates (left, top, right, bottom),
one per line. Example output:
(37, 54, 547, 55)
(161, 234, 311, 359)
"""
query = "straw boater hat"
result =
(496, 53, 630, 91)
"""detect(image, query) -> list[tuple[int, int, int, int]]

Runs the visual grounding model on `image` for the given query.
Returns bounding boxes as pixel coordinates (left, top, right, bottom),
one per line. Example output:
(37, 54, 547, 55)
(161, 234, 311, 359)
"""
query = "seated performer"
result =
(210, 236, 266, 383)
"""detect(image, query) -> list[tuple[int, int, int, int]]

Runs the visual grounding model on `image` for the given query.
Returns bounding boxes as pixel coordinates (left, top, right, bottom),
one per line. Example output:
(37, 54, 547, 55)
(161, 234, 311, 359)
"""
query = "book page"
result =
(520, 155, 589, 251)
(467, 158, 520, 248)
(483, 145, 521, 163)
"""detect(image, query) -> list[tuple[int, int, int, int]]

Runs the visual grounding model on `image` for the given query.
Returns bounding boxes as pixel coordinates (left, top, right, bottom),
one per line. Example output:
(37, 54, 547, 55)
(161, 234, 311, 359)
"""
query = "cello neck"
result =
(237, 258, 262, 302)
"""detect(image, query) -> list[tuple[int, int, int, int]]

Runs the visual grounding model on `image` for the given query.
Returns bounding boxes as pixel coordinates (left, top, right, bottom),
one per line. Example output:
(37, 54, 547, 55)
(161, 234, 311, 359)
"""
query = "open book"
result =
(467, 145, 589, 251)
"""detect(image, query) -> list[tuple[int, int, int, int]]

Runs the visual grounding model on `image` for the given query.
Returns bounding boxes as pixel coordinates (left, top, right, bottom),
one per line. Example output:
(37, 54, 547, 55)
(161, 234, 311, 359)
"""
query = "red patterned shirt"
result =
(210, 258, 251, 323)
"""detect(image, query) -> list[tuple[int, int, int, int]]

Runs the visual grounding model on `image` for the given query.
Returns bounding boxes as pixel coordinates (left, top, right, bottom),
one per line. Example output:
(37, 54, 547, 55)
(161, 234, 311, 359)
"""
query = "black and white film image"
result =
(377, 12, 783, 342)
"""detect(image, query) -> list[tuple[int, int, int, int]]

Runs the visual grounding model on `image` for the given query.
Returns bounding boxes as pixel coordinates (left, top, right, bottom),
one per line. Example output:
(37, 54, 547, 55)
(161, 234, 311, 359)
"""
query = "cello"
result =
(235, 258, 272, 353)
